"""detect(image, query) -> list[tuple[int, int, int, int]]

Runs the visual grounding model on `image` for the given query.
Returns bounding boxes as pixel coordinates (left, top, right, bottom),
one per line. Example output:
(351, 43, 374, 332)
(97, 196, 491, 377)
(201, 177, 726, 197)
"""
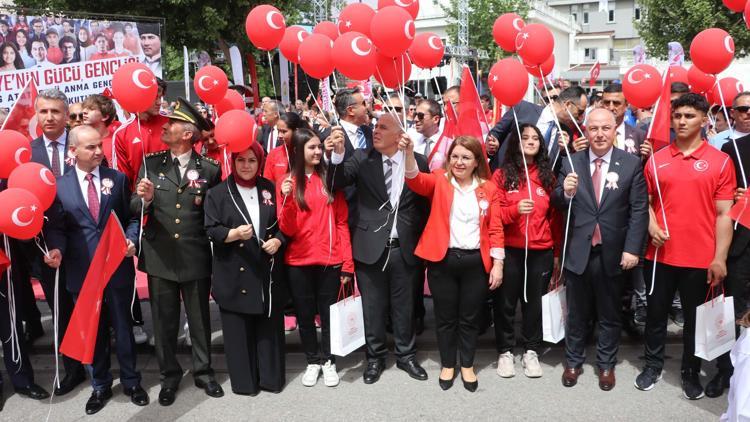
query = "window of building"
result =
(583, 11, 589, 24)
(572, 12, 578, 22)
(634, 6, 641, 20)
(584, 48, 597, 61)
(608, 9, 615, 23)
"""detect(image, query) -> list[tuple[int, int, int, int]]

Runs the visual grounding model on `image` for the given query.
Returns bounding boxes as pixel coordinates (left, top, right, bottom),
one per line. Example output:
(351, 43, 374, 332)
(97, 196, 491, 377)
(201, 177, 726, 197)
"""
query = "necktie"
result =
(173, 157, 182, 182)
(591, 158, 603, 246)
(544, 122, 555, 150)
(424, 138, 433, 157)
(50, 141, 61, 177)
(356, 128, 367, 149)
(384, 158, 393, 201)
(86, 173, 99, 222)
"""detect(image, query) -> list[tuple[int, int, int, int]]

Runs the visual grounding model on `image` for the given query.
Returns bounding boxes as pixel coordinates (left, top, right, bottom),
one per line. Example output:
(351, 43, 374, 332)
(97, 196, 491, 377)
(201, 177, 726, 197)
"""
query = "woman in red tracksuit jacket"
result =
(492, 123, 561, 380)
(278, 128, 354, 389)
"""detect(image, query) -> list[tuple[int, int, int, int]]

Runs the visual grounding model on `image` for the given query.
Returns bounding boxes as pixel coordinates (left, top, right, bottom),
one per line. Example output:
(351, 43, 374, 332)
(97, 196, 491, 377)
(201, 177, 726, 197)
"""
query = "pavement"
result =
(0, 299, 731, 421)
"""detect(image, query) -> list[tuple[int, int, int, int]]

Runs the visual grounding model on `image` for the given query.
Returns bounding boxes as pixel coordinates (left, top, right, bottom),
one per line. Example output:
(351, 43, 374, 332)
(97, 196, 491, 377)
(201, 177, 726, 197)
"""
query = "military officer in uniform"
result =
(132, 98, 223, 406)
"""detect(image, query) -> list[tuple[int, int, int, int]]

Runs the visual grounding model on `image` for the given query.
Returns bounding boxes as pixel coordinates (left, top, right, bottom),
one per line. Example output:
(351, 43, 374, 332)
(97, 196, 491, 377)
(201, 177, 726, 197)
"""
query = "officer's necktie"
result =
(173, 157, 182, 182)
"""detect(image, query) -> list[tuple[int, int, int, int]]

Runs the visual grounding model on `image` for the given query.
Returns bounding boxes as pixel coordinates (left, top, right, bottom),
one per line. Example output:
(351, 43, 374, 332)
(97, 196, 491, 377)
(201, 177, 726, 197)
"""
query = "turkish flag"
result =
(730, 196, 750, 230)
(101, 87, 114, 98)
(457, 66, 489, 144)
(60, 213, 128, 364)
(0, 249, 9, 273)
(647, 70, 672, 151)
(1, 79, 39, 140)
(589, 62, 601, 87)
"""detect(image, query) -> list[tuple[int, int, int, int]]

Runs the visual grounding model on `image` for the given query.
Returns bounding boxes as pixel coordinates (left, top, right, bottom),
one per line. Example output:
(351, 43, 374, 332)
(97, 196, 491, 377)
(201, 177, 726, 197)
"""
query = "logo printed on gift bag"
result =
(346, 311, 359, 336)
(715, 314, 728, 339)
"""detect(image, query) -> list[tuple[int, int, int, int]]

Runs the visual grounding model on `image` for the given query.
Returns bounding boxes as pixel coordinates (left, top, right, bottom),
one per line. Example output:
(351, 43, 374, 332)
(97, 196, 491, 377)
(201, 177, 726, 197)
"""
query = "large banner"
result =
(0, 11, 163, 108)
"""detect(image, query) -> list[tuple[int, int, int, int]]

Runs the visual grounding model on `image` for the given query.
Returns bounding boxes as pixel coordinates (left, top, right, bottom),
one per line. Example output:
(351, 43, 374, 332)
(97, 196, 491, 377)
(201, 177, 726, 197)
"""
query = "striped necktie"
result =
(356, 128, 367, 149)
(384, 158, 393, 201)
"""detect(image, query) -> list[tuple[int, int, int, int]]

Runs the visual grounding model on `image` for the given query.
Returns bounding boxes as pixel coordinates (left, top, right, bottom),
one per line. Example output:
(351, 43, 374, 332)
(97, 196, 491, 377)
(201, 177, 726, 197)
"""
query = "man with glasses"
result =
(68, 102, 84, 130)
(411, 99, 444, 169)
(602, 83, 649, 160)
(711, 92, 750, 151)
(406, 103, 417, 129)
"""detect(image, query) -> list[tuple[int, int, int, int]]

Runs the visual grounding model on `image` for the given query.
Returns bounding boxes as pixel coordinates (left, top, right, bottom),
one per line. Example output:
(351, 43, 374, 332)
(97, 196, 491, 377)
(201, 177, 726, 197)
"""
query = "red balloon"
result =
(370, 6, 415, 58)
(690, 28, 735, 75)
(516, 23, 554, 66)
(0, 188, 43, 240)
(724, 0, 747, 12)
(745, 1, 750, 29)
(488, 58, 529, 106)
(524, 54, 555, 77)
(298, 33, 335, 79)
(713, 77, 745, 106)
(313, 21, 339, 41)
(688, 66, 716, 94)
(8, 163, 56, 210)
(668, 66, 689, 86)
(408, 32, 444, 69)
(112, 62, 158, 113)
(215, 90, 246, 117)
(493, 13, 525, 53)
(215, 110, 256, 153)
(378, 0, 419, 19)
(374, 51, 412, 88)
(333, 32, 376, 81)
(622, 64, 662, 108)
(0, 130, 31, 178)
(245, 4, 286, 51)
(193, 65, 228, 105)
(338, 3, 375, 36)
(280, 26, 309, 64)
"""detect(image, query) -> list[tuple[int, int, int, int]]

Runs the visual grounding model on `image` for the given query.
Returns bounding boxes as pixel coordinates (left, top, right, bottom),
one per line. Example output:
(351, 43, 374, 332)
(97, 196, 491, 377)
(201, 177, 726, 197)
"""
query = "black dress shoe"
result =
(705, 372, 732, 398)
(124, 385, 150, 406)
(438, 376, 454, 391)
(396, 359, 428, 381)
(85, 389, 112, 415)
(15, 383, 50, 400)
(195, 380, 224, 398)
(54, 372, 87, 396)
(363, 360, 385, 384)
(158, 388, 176, 406)
(462, 378, 478, 392)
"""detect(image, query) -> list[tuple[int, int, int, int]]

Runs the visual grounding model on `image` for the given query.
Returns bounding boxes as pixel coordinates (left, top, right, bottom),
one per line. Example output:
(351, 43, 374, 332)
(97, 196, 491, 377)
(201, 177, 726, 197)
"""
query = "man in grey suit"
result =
(552, 108, 649, 391)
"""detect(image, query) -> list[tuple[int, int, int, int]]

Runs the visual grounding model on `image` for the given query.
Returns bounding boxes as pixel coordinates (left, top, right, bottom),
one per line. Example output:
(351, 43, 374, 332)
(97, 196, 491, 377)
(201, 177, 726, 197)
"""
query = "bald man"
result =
(552, 108, 649, 391)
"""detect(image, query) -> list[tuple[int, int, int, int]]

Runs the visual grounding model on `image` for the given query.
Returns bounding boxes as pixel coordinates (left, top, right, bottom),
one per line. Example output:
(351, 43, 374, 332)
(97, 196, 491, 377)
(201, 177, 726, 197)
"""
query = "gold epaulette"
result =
(146, 150, 168, 158)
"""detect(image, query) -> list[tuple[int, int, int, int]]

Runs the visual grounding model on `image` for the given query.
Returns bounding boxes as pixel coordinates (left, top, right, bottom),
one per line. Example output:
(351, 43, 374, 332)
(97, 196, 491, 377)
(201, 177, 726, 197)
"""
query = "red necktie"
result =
(86, 173, 100, 222)
(591, 158, 603, 246)
(50, 141, 61, 177)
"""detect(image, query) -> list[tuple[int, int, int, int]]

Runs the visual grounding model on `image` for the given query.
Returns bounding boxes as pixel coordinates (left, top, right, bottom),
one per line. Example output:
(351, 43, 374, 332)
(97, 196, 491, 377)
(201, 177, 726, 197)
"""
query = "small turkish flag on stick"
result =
(589, 62, 601, 87)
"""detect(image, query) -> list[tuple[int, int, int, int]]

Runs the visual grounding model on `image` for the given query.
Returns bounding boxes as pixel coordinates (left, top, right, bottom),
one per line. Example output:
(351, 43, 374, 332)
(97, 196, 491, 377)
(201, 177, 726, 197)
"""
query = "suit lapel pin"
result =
(478, 198, 489, 217)
(262, 189, 274, 206)
(615, 161, 620, 166)
(605, 172, 619, 190)
(101, 178, 114, 195)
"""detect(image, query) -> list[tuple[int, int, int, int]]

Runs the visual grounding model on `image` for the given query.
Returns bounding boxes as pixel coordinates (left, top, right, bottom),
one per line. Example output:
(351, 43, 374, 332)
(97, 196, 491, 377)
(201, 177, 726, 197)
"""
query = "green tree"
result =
(443, 0, 530, 70)
(636, 0, 750, 60)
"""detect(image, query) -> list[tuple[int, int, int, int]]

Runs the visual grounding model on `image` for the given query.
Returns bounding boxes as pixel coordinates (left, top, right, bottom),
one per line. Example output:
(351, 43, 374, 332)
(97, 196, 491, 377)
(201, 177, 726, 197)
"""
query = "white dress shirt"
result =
(171, 150, 192, 179)
(339, 119, 360, 150)
(589, 147, 613, 203)
(236, 185, 261, 241)
(265, 126, 279, 151)
(75, 165, 101, 207)
(448, 177, 481, 250)
(615, 122, 626, 150)
(410, 128, 443, 158)
(44, 131, 67, 173)
(536, 106, 557, 154)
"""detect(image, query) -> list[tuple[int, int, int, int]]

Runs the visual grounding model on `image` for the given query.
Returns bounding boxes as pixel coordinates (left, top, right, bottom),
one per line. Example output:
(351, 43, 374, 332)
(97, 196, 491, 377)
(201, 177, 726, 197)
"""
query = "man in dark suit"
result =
(133, 98, 223, 405)
(25, 88, 88, 395)
(329, 112, 429, 384)
(552, 108, 649, 391)
(44, 125, 149, 414)
(257, 100, 282, 153)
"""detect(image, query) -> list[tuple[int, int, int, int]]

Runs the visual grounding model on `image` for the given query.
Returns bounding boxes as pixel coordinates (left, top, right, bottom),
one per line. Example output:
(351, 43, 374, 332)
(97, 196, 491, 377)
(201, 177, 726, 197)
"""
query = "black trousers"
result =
(0, 271, 34, 389)
(493, 248, 553, 354)
(287, 265, 340, 364)
(356, 246, 418, 363)
(565, 248, 624, 370)
(644, 261, 709, 372)
(148, 276, 214, 389)
(220, 308, 285, 394)
(428, 249, 488, 368)
(414, 262, 426, 320)
(716, 247, 750, 373)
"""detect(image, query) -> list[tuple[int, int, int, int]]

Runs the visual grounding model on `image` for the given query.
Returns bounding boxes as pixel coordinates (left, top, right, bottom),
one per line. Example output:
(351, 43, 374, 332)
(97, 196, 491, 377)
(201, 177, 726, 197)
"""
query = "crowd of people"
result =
(0, 76, 748, 418)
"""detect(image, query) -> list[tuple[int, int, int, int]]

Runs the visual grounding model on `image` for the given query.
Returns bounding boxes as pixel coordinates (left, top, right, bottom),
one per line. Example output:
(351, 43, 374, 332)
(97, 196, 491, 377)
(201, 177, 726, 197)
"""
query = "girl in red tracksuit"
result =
(491, 123, 561, 379)
(278, 128, 353, 388)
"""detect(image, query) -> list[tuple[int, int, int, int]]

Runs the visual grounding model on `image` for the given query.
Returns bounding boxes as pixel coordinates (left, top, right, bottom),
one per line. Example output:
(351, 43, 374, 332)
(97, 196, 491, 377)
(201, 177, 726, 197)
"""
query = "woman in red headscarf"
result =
(204, 141, 287, 396)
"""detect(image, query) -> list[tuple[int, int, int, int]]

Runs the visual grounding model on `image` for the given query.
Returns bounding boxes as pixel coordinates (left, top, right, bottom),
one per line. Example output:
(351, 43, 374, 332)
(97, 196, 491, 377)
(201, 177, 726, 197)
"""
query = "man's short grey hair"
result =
(178, 122, 201, 143)
(35, 88, 68, 111)
(265, 100, 281, 114)
(68, 124, 99, 147)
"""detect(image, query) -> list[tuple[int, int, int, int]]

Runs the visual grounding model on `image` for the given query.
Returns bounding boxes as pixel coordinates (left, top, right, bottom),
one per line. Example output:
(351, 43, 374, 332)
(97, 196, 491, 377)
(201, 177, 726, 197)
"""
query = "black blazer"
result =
(31, 134, 74, 175)
(330, 149, 429, 266)
(722, 133, 750, 257)
(552, 148, 649, 276)
(204, 176, 286, 315)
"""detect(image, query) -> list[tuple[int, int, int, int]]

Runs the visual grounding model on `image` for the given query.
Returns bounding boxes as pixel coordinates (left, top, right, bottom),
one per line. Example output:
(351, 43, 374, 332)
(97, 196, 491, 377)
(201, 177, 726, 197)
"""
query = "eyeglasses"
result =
(415, 112, 430, 120)
(734, 106, 750, 114)
(408, 107, 416, 112)
(391, 106, 403, 113)
(69, 113, 83, 120)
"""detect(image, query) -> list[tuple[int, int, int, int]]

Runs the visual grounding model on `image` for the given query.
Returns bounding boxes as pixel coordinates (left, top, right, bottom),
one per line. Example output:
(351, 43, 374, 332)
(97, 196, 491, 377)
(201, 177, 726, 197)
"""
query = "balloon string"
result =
(267, 51, 278, 100)
(715, 81, 748, 229)
(110, 114, 136, 171)
(304, 77, 336, 124)
(512, 107, 533, 302)
(539, 68, 575, 173)
(3, 235, 21, 370)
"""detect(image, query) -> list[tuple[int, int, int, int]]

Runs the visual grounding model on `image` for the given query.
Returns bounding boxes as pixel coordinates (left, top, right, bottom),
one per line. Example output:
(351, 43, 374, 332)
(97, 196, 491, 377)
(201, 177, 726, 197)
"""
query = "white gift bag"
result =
(542, 284, 567, 344)
(329, 287, 366, 357)
(695, 294, 736, 361)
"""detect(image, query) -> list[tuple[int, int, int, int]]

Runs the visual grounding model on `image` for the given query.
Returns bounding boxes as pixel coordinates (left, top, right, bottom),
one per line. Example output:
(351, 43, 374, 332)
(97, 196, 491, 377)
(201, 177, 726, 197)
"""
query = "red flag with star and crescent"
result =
(1, 79, 40, 140)
(647, 70, 672, 151)
(589, 62, 601, 87)
(60, 213, 128, 364)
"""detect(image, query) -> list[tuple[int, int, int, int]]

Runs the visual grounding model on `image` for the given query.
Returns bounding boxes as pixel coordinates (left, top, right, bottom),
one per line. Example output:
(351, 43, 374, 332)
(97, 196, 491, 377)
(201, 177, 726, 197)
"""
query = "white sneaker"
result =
(132, 326, 149, 345)
(522, 350, 543, 378)
(183, 321, 192, 347)
(497, 351, 516, 378)
(301, 364, 321, 387)
(321, 360, 339, 387)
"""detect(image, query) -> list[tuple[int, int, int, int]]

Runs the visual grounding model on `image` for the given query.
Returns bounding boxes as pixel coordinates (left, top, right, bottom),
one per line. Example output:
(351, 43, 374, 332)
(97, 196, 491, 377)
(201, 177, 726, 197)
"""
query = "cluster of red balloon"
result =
(722, 0, 750, 29)
(488, 14, 555, 107)
(0, 130, 53, 239)
(244, 1, 444, 90)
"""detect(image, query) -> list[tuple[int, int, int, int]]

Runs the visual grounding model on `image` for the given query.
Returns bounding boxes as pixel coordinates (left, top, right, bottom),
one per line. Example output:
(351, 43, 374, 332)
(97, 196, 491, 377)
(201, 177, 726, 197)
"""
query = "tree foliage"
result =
(636, 0, 750, 60)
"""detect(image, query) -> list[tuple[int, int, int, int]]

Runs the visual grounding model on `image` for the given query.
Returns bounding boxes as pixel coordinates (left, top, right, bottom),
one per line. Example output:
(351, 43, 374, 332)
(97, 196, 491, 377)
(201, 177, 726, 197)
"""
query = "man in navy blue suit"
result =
(45, 125, 149, 414)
